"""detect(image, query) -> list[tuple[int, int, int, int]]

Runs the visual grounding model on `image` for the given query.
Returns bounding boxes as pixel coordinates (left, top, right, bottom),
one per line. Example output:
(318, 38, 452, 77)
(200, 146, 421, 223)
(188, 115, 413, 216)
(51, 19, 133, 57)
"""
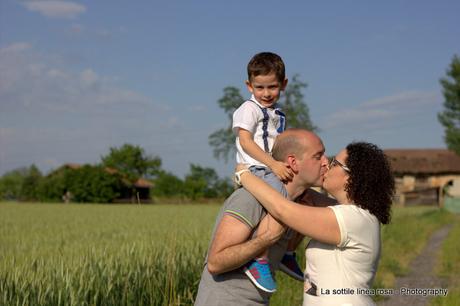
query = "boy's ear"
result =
(245, 80, 254, 93)
(281, 78, 288, 91)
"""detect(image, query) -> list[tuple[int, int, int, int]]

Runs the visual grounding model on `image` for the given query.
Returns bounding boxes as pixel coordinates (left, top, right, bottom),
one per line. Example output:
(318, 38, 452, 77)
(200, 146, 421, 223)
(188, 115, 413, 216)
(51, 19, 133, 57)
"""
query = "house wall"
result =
(394, 174, 460, 206)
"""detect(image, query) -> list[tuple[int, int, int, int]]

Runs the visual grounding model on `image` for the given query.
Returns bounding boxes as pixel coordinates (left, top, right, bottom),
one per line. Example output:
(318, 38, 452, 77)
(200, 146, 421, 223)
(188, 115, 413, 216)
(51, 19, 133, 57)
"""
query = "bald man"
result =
(195, 129, 335, 306)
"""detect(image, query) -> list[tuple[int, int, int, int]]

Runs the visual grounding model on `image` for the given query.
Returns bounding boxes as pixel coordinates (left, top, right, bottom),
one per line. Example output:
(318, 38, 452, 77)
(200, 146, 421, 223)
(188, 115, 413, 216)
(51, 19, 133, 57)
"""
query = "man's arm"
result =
(207, 214, 284, 275)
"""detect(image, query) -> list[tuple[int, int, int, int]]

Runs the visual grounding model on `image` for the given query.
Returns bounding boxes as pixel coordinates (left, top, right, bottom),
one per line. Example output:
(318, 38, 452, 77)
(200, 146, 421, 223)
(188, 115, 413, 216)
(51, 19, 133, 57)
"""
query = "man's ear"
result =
(286, 154, 298, 173)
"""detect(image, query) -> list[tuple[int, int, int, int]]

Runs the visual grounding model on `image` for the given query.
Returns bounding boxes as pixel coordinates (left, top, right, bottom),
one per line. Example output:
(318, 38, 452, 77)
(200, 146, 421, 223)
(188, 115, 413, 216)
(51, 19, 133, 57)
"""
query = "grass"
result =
(374, 206, 455, 293)
(0, 202, 457, 305)
(0, 202, 219, 306)
(430, 214, 460, 306)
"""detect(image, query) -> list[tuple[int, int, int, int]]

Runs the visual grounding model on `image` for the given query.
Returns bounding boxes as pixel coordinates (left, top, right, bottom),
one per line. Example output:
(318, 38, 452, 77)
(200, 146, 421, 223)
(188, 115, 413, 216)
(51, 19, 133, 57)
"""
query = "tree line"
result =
(1, 56, 458, 204)
(0, 74, 318, 204)
(0, 144, 233, 203)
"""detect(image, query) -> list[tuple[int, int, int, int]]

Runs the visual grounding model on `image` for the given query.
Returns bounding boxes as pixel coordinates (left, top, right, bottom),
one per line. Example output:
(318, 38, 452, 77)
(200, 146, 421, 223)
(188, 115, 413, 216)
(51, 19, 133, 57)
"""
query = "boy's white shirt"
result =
(232, 95, 285, 167)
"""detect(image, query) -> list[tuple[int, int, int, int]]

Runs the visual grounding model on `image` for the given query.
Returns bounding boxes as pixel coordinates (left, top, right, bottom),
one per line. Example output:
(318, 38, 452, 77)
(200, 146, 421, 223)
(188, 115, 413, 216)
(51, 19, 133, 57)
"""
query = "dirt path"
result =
(378, 224, 453, 306)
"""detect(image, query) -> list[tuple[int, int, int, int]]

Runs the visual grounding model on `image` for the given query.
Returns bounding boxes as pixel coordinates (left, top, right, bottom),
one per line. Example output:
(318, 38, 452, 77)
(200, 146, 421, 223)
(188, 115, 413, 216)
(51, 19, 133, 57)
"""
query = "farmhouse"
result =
(54, 163, 154, 203)
(384, 149, 460, 207)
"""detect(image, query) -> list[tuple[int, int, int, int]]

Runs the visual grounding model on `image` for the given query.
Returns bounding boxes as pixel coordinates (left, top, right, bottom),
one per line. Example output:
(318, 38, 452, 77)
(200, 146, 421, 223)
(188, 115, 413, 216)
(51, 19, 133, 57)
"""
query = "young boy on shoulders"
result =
(231, 52, 304, 293)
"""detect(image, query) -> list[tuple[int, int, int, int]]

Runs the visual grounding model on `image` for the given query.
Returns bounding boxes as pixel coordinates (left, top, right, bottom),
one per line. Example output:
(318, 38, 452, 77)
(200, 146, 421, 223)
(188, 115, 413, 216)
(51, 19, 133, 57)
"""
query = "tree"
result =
(101, 144, 162, 181)
(0, 167, 28, 200)
(208, 87, 244, 162)
(152, 171, 185, 197)
(283, 74, 317, 131)
(66, 165, 122, 203)
(20, 165, 43, 201)
(37, 166, 73, 202)
(208, 75, 317, 161)
(184, 164, 220, 199)
(438, 55, 460, 155)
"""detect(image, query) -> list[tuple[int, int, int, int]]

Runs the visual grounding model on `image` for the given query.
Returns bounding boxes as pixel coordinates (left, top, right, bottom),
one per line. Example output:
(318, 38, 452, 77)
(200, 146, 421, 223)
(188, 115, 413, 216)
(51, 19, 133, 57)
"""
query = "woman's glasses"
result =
(329, 157, 350, 173)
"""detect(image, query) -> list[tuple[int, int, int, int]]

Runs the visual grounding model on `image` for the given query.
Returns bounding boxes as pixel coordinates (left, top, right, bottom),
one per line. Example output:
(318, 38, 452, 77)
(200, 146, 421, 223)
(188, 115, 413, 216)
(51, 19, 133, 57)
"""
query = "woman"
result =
(237, 142, 394, 306)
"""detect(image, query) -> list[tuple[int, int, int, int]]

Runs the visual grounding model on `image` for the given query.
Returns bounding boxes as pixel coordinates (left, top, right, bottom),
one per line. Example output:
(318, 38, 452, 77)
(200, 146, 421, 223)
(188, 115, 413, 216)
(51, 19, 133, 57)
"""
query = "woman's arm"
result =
(239, 171, 341, 245)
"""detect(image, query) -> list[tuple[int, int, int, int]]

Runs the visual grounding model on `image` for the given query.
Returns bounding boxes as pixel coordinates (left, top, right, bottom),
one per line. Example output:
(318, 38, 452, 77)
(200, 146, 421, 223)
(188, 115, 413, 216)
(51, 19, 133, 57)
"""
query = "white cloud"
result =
(188, 105, 206, 112)
(0, 45, 154, 114)
(22, 0, 86, 19)
(70, 23, 84, 33)
(322, 91, 441, 130)
(0, 42, 31, 54)
(361, 91, 438, 108)
(0, 43, 192, 175)
(68, 24, 113, 39)
(80, 68, 99, 86)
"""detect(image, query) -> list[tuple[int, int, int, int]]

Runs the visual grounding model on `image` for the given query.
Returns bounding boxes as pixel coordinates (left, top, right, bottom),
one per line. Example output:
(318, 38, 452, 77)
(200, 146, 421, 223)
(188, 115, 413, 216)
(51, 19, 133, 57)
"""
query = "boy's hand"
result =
(270, 160, 294, 182)
(235, 163, 249, 172)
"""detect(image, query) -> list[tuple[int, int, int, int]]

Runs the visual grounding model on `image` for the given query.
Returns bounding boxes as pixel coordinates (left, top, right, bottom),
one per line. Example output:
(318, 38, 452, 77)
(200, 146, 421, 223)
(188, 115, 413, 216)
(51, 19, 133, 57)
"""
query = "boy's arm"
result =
(238, 128, 293, 181)
(207, 214, 285, 275)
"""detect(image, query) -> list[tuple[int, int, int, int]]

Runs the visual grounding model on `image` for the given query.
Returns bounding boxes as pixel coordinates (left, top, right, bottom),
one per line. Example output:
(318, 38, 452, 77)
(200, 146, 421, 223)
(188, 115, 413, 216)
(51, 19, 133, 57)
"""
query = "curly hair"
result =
(344, 142, 395, 224)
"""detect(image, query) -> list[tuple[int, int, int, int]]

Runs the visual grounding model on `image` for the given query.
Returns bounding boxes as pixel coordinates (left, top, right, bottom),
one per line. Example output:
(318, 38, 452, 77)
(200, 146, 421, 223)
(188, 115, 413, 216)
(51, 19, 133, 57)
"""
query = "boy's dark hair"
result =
(247, 52, 285, 83)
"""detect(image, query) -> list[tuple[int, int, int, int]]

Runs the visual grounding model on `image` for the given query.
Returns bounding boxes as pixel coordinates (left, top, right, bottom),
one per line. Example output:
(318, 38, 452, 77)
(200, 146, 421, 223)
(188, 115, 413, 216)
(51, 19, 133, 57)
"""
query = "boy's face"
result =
(246, 73, 287, 108)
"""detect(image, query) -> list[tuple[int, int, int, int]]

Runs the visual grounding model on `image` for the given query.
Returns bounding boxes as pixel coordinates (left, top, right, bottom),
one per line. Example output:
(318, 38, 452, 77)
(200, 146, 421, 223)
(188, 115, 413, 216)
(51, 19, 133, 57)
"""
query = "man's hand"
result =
(269, 160, 293, 182)
(207, 213, 282, 275)
(258, 214, 286, 244)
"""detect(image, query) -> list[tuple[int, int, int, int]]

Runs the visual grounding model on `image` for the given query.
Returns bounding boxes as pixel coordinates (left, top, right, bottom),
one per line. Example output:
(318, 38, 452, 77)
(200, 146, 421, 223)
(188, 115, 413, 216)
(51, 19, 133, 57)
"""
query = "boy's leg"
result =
(244, 213, 276, 293)
(287, 231, 304, 251)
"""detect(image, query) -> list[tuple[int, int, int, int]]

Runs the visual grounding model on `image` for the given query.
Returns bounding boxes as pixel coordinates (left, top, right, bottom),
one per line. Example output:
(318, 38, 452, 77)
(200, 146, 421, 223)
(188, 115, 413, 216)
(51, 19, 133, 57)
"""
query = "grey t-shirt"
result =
(194, 175, 290, 306)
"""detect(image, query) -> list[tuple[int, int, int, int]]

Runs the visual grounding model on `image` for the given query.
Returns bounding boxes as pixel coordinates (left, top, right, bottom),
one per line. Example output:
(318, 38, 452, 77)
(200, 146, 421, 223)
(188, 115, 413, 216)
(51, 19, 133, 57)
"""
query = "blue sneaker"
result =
(279, 252, 304, 281)
(244, 259, 276, 293)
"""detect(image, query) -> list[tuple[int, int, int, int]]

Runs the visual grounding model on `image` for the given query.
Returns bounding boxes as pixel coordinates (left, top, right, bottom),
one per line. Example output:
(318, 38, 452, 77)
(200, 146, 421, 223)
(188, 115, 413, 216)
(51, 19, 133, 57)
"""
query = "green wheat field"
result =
(0, 202, 459, 306)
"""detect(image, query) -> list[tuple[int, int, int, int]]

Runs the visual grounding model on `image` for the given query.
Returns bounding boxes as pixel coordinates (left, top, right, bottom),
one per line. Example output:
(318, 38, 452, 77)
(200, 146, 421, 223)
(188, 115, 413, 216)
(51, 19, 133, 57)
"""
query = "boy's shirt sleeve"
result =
(232, 102, 260, 136)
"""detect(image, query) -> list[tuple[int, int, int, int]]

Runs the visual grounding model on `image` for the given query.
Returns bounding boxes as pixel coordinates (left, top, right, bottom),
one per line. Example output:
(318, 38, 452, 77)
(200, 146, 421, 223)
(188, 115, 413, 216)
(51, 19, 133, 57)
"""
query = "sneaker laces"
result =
(258, 262, 272, 279)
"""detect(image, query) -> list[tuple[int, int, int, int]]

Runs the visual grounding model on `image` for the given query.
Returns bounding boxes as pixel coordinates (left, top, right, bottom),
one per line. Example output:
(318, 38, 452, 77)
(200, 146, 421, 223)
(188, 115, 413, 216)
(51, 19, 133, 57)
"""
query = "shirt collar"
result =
(250, 95, 278, 109)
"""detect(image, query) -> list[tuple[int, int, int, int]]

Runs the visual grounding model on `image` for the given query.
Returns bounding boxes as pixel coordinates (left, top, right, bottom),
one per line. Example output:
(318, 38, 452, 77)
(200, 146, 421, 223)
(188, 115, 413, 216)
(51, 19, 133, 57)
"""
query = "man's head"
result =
(246, 52, 287, 108)
(272, 129, 328, 188)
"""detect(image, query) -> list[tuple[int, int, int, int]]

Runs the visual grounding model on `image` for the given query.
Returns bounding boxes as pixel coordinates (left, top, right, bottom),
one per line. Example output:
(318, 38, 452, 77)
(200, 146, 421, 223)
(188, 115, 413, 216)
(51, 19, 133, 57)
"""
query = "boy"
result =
(232, 52, 304, 293)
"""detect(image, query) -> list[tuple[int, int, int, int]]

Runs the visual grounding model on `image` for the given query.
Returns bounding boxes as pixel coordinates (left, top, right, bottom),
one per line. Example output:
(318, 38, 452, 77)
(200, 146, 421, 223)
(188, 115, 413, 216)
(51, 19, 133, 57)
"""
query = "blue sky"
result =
(1, 0, 459, 178)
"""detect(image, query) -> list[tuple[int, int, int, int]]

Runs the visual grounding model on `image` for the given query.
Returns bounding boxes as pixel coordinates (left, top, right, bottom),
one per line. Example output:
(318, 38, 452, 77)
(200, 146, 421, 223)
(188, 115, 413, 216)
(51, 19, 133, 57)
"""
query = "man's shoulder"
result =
(224, 187, 258, 203)
(222, 188, 265, 229)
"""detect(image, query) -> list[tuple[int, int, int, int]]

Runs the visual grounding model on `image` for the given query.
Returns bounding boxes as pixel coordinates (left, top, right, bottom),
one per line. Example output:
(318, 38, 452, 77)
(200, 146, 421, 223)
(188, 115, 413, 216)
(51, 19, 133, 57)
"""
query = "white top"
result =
(232, 95, 285, 167)
(303, 204, 381, 306)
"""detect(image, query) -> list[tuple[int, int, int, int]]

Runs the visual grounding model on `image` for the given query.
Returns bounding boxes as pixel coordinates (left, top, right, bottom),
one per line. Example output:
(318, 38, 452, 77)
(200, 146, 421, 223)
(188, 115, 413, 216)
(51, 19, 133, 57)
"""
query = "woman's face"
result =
(323, 149, 350, 196)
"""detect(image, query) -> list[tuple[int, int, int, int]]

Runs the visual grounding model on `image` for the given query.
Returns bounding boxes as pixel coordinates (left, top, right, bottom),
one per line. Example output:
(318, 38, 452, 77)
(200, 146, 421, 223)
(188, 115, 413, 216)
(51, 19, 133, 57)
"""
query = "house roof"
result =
(134, 178, 154, 188)
(384, 149, 460, 175)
